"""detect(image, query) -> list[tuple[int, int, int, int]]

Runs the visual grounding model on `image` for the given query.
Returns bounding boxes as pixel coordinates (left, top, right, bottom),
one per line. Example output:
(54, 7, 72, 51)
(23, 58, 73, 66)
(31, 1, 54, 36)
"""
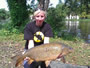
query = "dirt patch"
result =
(0, 41, 24, 68)
(0, 40, 90, 68)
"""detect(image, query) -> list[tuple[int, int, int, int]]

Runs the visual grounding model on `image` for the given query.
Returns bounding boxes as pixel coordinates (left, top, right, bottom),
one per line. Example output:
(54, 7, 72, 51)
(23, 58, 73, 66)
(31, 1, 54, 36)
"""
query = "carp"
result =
(14, 43, 73, 67)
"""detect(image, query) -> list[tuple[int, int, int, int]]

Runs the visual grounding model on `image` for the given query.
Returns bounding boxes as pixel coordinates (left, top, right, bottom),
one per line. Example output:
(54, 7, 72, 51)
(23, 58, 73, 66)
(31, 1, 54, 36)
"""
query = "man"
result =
(23, 9, 53, 68)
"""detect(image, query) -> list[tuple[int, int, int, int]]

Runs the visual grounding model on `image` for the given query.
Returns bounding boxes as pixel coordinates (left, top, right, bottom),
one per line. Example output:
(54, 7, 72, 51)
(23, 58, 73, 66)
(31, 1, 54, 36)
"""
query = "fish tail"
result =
(15, 55, 25, 67)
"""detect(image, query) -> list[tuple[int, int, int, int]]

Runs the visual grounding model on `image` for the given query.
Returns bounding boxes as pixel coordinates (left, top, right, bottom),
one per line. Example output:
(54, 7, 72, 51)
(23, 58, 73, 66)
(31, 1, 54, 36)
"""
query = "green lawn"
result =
(0, 33, 90, 67)
(50, 38, 90, 66)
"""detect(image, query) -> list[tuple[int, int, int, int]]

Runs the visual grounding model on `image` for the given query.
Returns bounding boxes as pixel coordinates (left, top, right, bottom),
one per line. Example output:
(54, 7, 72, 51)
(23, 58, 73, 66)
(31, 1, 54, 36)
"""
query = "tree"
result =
(80, 0, 90, 14)
(64, 0, 90, 15)
(7, 0, 29, 28)
(0, 9, 10, 21)
(37, 0, 50, 11)
(46, 4, 66, 36)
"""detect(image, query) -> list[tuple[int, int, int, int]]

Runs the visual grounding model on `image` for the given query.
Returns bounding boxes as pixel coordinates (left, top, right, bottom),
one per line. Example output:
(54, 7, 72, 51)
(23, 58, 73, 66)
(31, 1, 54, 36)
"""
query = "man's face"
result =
(35, 12, 45, 26)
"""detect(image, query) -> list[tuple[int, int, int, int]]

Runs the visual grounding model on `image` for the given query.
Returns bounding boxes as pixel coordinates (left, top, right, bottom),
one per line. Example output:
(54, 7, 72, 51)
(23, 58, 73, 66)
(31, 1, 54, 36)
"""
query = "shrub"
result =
(87, 14, 90, 19)
(0, 9, 10, 21)
(7, 0, 29, 29)
(0, 29, 11, 36)
(46, 5, 66, 37)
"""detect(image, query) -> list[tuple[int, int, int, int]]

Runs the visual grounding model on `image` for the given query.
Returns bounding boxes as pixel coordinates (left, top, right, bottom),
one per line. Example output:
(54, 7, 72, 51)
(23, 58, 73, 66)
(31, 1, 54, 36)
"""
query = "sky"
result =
(0, 0, 59, 11)
(0, 0, 8, 10)
(50, 0, 59, 7)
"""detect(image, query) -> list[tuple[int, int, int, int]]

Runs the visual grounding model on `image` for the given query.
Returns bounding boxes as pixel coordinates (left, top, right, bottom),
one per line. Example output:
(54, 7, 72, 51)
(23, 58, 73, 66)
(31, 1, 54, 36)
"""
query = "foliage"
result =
(0, 29, 11, 36)
(0, 28, 20, 36)
(7, 0, 29, 29)
(64, 0, 90, 16)
(46, 4, 67, 37)
(80, 12, 87, 19)
(0, 19, 21, 36)
(0, 9, 10, 21)
(27, 0, 37, 14)
(56, 4, 68, 17)
(87, 15, 90, 19)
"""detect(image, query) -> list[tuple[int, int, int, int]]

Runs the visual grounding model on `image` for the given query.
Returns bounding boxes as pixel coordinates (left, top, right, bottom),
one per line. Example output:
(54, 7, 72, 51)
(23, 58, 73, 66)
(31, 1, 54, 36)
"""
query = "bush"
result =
(46, 5, 67, 37)
(0, 29, 11, 36)
(87, 15, 90, 19)
(80, 12, 87, 19)
(0, 28, 20, 36)
(7, 0, 29, 28)
(0, 9, 10, 21)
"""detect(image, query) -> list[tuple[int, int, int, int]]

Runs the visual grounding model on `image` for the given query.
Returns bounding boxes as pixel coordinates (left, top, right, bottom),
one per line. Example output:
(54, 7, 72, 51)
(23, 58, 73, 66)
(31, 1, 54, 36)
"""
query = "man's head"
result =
(34, 10, 46, 26)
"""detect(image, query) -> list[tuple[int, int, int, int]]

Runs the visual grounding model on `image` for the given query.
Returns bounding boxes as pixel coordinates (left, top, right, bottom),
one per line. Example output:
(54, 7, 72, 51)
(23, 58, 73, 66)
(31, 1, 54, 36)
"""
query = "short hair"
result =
(33, 9, 46, 17)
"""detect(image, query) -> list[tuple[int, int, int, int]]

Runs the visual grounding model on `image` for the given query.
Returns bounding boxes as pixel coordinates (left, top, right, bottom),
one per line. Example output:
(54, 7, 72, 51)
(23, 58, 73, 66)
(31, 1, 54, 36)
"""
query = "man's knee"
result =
(23, 60, 30, 68)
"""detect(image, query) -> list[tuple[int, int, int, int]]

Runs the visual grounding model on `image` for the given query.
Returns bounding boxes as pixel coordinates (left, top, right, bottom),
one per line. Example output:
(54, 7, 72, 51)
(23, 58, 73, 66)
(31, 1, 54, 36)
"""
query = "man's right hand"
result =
(24, 57, 30, 60)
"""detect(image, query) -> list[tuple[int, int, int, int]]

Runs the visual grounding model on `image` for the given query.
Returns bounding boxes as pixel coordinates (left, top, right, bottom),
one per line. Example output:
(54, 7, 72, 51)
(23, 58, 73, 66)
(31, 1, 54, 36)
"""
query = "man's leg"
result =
(40, 61, 46, 68)
(23, 60, 39, 68)
(23, 60, 30, 68)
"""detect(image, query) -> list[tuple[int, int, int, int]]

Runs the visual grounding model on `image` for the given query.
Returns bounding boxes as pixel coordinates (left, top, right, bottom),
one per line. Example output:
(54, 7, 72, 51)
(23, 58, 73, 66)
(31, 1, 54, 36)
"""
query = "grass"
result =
(50, 38, 90, 66)
(79, 19, 90, 22)
(0, 33, 90, 67)
(0, 33, 25, 68)
(65, 19, 90, 22)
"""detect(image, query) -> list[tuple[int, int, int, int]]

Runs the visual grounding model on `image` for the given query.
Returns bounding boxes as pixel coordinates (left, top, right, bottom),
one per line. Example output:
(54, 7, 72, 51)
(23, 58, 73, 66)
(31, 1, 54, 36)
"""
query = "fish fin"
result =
(45, 60, 51, 67)
(61, 56, 66, 63)
(15, 55, 25, 67)
(28, 59, 34, 64)
(15, 59, 23, 67)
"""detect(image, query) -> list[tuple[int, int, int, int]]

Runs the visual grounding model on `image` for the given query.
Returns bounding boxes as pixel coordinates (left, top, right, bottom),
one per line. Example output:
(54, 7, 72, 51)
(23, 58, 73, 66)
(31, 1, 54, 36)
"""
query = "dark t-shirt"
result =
(24, 21, 53, 49)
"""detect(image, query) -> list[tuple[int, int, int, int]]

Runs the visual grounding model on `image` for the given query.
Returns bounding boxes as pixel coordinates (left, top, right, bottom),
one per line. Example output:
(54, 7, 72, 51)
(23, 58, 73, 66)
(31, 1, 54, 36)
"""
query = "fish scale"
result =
(14, 43, 73, 67)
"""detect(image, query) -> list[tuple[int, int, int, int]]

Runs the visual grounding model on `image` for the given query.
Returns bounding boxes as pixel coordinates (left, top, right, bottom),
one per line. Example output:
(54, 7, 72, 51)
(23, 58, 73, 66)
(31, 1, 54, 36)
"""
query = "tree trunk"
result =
(44, 0, 50, 11)
(38, 0, 50, 11)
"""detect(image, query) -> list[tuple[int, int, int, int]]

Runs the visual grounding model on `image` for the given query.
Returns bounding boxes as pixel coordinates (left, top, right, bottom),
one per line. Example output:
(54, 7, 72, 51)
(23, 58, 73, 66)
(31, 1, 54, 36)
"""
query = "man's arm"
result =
(28, 40, 34, 49)
(28, 37, 50, 48)
(22, 40, 34, 60)
(22, 40, 34, 54)
(44, 37, 50, 44)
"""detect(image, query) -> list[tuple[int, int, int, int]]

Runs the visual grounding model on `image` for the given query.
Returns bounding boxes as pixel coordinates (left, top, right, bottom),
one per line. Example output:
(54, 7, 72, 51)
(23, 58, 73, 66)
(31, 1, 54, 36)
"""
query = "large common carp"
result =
(14, 43, 73, 67)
